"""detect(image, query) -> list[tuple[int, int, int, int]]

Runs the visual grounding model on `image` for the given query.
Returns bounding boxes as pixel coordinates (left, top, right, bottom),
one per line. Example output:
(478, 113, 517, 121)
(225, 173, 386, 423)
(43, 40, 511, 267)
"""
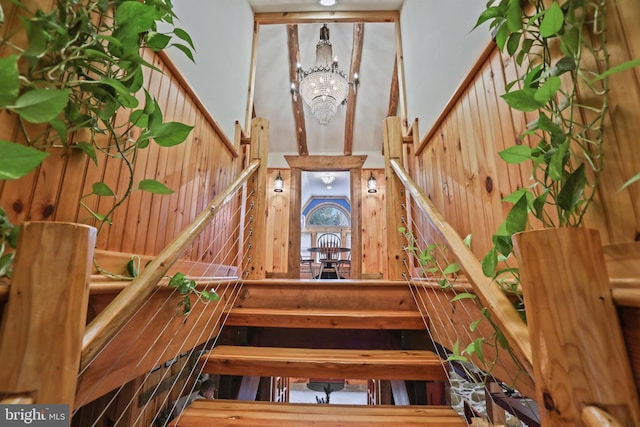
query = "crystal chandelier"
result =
(291, 25, 359, 125)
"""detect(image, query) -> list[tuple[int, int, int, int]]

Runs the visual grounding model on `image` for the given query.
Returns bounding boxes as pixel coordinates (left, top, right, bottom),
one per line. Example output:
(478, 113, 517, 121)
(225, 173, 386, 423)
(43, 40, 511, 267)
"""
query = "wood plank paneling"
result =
(0, 38, 240, 264)
(414, 0, 640, 262)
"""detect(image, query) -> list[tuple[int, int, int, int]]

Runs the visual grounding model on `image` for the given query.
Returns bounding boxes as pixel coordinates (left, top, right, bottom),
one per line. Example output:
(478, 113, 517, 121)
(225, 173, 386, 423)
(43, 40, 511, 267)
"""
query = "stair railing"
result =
(80, 159, 260, 372)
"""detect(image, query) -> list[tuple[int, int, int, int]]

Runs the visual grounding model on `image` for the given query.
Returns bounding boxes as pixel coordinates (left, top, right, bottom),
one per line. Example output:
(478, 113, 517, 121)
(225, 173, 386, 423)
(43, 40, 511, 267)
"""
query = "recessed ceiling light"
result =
(319, 0, 336, 6)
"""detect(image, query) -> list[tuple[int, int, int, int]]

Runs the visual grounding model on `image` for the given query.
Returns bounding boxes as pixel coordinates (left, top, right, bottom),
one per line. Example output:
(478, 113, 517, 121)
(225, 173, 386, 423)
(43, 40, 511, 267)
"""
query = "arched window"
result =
(306, 204, 350, 227)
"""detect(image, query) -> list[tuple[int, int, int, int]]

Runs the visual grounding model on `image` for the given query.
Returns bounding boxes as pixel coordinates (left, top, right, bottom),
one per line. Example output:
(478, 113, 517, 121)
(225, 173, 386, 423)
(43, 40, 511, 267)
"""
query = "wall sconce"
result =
(274, 171, 284, 193)
(367, 172, 377, 193)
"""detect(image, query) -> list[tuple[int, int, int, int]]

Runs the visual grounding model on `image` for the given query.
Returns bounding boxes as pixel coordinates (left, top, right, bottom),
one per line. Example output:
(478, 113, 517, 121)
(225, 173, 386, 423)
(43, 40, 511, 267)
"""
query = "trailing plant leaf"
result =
(10, 88, 70, 123)
(557, 164, 586, 212)
(0, 141, 50, 180)
(0, 0, 199, 279)
(0, 55, 19, 107)
(138, 179, 174, 194)
(92, 182, 116, 197)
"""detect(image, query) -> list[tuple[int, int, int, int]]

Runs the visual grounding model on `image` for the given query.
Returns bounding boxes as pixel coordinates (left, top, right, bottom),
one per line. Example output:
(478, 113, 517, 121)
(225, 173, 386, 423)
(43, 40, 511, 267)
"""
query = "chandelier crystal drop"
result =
(294, 25, 357, 125)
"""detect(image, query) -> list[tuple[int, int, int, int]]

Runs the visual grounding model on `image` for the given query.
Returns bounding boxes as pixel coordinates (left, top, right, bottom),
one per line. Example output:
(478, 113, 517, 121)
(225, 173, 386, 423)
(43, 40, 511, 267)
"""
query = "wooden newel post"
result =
(383, 116, 407, 280)
(245, 117, 270, 279)
(513, 228, 640, 427)
(0, 222, 96, 407)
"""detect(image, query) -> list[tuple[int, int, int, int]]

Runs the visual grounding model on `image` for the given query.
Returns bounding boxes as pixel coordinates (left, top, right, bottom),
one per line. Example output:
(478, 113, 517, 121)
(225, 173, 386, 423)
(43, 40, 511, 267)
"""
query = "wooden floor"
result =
(170, 400, 467, 426)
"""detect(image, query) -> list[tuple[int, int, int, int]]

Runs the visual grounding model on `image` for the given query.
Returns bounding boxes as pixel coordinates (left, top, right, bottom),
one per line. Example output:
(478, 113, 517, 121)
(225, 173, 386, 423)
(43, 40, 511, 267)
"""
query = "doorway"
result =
(300, 171, 351, 278)
(284, 155, 366, 279)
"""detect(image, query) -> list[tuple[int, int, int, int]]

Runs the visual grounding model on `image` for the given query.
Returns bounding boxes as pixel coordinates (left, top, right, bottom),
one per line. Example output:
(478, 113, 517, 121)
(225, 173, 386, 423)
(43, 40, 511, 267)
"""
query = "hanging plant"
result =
(475, 0, 640, 296)
(0, 0, 195, 230)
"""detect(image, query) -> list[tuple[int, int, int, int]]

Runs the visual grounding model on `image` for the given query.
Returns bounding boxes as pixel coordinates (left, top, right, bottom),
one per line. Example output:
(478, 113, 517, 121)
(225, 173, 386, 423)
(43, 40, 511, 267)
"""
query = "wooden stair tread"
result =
(171, 400, 466, 426)
(200, 346, 447, 381)
(225, 307, 426, 329)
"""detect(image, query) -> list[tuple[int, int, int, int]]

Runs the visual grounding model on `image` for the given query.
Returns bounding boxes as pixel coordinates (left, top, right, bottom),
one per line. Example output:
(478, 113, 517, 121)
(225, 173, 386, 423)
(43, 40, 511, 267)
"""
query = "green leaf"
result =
(138, 179, 174, 194)
(493, 233, 513, 257)
(169, 272, 187, 288)
(506, 31, 521, 56)
(48, 118, 68, 143)
(443, 263, 461, 275)
(533, 190, 549, 220)
(75, 142, 98, 166)
(151, 122, 193, 147)
(0, 252, 15, 277)
(505, 194, 528, 234)
(536, 113, 563, 136)
(482, 247, 498, 277)
(557, 163, 587, 211)
(506, 0, 522, 32)
(470, 318, 482, 332)
(473, 338, 485, 363)
(11, 89, 70, 123)
(502, 88, 544, 112)
(534, 76, 561, 104)
(472, 6, 504, 31)
(0, 55, 19, 107)
(620, 173, 640, 191)
(92, 182, 116, 197)
(146, 31, 171, 50)
(494, 22, 510, 51)
(549, 142, 569, 181)
(554, 56, 576, 76)
(0, 141, 49, 180)
(503, 188, 528, 204)
(115, 2, 157, 33)
(499, 145, 532, 164)
(590, 58, 640, 83)
(170, 43, 195, 62)
(463, 234, 472, 247)
(85, 78, 139, 108)
(130, 110, 149, 128)
(173, 28, 195, 49)
(540, 1, 564, 38)
(450, 292, 477, 302)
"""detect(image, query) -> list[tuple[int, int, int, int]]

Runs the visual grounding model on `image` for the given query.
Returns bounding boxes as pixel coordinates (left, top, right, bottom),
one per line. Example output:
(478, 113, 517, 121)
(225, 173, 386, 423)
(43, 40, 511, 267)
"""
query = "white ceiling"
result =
(167, 1, 490, 168)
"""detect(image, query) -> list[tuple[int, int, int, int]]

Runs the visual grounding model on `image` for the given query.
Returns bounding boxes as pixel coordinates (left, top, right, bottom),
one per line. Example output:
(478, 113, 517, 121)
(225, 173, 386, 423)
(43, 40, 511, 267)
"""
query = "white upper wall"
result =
(400, 0, 490, 140)
(164, 0, 254, 142)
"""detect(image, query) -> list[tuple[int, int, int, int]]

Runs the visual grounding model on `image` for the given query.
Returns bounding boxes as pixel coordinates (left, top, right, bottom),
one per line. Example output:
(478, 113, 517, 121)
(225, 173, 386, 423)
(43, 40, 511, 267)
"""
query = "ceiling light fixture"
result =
(291, 24, 359, 125)
(320, 174, 335, 185)
(319, 0, 336, 6)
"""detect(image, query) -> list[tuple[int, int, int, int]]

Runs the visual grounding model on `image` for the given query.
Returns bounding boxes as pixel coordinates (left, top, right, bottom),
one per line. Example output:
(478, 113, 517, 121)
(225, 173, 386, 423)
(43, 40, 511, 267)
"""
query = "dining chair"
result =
(316, 233, 341, 279)
(300, 252, 315, 279)
(336, 251, 351, 279)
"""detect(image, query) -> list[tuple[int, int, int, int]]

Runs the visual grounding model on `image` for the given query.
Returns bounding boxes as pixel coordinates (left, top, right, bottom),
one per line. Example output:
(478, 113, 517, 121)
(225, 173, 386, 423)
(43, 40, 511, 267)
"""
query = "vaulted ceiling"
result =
(249, 1, 403, 158)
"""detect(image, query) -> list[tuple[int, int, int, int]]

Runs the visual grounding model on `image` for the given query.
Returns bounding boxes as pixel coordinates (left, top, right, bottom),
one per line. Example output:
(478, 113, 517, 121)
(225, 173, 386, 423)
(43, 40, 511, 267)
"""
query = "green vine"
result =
(168, 272, 220, 316)
(0, 0, 197, 278)
(477, 0, 640, 298)
(0, 207, 19, 278)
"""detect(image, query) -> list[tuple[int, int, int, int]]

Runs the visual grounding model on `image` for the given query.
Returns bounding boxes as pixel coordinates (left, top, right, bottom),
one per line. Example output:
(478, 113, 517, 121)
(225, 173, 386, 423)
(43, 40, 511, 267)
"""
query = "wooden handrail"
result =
(80, 159, 260, 370)
(389, 158, 534, 377)
(582, 406, 624, 427)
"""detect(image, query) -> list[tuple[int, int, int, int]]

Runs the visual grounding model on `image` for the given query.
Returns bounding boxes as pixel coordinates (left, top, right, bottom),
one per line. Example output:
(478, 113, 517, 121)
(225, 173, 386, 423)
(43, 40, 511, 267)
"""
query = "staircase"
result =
(170, 280, 466, 426)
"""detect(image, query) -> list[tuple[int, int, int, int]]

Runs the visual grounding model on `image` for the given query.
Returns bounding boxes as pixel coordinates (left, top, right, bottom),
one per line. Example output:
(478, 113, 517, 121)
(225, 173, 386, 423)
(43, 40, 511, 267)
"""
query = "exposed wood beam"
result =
(255, 11, 399, 25)
(344, 23, 364, 156)
(387, 57, 399, 117)
(287, 24, 309, 156)
(285, 155, 366, 170)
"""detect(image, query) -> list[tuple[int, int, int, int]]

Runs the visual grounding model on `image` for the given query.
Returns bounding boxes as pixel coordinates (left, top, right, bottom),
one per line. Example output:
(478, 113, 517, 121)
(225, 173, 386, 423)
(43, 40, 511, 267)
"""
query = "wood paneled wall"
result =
(0, 0, 243, 264)
(265, 168, 388, 278)
(414, 0, 640, 260)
